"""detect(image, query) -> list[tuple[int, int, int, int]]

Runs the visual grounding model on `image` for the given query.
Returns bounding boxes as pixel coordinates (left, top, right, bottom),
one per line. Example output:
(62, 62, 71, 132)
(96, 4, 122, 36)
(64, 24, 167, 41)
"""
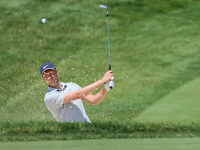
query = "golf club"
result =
(100, 5, 115, 89)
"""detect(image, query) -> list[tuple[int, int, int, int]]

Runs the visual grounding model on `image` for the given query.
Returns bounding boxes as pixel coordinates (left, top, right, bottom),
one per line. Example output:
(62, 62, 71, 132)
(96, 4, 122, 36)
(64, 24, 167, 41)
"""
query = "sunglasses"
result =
(43, 71, 56, 79)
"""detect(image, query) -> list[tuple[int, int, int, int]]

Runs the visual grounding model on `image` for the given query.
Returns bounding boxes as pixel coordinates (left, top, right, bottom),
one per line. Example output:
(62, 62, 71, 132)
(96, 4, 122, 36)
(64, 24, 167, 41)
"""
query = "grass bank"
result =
(1, 121, 200, 141)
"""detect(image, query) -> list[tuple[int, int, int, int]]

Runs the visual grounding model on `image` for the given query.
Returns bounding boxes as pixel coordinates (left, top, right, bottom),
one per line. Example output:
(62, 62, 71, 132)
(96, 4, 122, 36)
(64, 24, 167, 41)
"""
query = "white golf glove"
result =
(104, 83, 110, 92)
(104, 77, 115, 91)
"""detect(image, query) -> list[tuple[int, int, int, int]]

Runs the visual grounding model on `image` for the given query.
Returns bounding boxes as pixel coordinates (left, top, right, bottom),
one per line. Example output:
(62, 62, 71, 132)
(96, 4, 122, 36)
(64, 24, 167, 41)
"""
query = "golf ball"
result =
(42, 18, 46, 23)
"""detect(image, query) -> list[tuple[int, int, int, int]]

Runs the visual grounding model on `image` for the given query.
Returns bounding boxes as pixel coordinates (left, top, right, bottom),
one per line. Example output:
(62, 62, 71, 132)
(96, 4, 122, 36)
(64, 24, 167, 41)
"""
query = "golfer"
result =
(40, 62, 114, 123)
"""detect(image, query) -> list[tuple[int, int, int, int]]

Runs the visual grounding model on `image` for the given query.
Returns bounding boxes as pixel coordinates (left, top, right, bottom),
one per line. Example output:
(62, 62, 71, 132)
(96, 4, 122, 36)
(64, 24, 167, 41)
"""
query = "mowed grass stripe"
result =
(135, 76, 200, 124)
(1, 138, 200, 150)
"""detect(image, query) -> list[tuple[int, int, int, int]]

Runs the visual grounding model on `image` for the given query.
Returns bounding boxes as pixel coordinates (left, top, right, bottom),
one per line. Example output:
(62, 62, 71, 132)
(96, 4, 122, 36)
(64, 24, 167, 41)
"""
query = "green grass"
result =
(1, 138, 200, 150)
(135, 77, 200, 124)
(1, 0, 200, 141)
(1, 121, 200, 141)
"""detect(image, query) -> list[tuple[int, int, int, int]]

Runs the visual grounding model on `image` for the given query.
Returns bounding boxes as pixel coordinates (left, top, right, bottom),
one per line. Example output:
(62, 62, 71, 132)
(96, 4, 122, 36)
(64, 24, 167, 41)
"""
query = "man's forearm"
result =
(63, 79, 105, 104)
(77, 79, 105, 98)
(81, 87, 108, 105)
(93, 87, 108, 105)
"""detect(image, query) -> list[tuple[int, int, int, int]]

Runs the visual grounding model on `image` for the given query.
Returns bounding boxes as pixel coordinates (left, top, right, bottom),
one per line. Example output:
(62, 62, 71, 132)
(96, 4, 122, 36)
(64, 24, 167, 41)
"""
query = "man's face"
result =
(42, 69, 58, 86)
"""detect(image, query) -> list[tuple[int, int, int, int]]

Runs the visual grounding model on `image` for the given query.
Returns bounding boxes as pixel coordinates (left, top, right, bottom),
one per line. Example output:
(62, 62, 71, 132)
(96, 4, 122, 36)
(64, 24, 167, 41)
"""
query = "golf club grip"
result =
(109, 64, 111, 70)
(109, 80, 115, 89)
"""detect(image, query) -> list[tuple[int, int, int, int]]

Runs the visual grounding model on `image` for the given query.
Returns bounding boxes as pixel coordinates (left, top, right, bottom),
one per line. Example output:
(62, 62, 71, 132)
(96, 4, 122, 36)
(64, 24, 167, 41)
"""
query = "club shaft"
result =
(107, 11, 111, 70)
(107, 10, 114, 89)
(100, 5, 115, 89)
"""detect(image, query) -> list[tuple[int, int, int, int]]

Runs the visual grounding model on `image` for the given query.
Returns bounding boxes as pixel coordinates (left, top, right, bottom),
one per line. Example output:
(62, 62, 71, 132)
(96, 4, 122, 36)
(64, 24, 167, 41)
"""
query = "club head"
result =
(100, 5, 107, 9)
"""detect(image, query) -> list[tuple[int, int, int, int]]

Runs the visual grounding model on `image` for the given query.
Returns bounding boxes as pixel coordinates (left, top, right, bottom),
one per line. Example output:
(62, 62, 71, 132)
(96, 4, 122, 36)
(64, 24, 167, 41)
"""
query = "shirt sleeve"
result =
(44, 91, 65, 109)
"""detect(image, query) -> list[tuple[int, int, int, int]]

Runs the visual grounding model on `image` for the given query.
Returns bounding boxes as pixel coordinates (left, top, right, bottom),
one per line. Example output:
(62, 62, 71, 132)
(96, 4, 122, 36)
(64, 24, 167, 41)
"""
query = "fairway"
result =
(135, 76, 200, 124)
(1, 138, 200, 150)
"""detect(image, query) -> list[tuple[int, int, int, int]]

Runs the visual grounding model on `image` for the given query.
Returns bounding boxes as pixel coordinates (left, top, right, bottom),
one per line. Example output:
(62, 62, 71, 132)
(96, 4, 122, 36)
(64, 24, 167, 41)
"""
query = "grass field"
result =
(1, 138, 200, 150)
(1, 0, 200, 142)
(135, 76, 200, 124)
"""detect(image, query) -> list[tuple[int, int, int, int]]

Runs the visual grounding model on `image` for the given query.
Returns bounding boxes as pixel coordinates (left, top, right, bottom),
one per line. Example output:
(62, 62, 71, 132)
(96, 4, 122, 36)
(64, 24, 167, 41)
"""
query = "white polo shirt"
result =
(44, 82, 91, 123)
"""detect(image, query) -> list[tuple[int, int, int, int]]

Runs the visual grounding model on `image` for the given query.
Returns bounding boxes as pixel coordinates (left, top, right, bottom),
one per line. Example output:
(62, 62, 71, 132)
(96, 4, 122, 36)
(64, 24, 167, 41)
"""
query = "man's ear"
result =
(42, 74, 45, 81)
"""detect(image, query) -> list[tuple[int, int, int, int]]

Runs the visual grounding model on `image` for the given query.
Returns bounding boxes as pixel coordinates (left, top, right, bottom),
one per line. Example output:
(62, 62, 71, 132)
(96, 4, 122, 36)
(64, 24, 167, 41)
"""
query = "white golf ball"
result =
(42, 18, 46, 23)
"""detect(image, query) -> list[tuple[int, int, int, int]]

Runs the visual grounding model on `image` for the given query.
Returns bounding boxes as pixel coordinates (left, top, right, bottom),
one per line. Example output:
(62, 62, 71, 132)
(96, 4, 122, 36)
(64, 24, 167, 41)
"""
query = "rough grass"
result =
(1, 121, 200, 141)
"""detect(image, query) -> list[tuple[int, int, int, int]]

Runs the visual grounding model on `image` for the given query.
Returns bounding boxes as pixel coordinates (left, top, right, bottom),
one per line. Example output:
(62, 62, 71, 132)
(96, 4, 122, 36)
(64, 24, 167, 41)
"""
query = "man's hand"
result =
(102, 70, 114, 84)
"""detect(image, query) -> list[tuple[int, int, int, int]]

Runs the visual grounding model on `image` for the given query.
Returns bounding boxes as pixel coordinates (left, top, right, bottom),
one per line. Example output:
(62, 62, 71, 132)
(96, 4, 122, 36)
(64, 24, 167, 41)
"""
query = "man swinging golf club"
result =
(40, 62, 114, 123)
(40, 5, 114, 123)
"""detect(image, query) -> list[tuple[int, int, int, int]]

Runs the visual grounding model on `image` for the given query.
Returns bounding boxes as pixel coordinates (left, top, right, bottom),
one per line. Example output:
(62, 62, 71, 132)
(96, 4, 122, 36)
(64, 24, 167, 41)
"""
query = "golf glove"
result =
(104, 83, 110, 92)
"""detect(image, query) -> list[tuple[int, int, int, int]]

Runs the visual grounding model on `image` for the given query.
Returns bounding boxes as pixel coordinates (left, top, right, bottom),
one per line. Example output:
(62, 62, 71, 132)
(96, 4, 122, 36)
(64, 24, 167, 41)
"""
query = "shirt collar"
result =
(47, 82, 67, 92)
